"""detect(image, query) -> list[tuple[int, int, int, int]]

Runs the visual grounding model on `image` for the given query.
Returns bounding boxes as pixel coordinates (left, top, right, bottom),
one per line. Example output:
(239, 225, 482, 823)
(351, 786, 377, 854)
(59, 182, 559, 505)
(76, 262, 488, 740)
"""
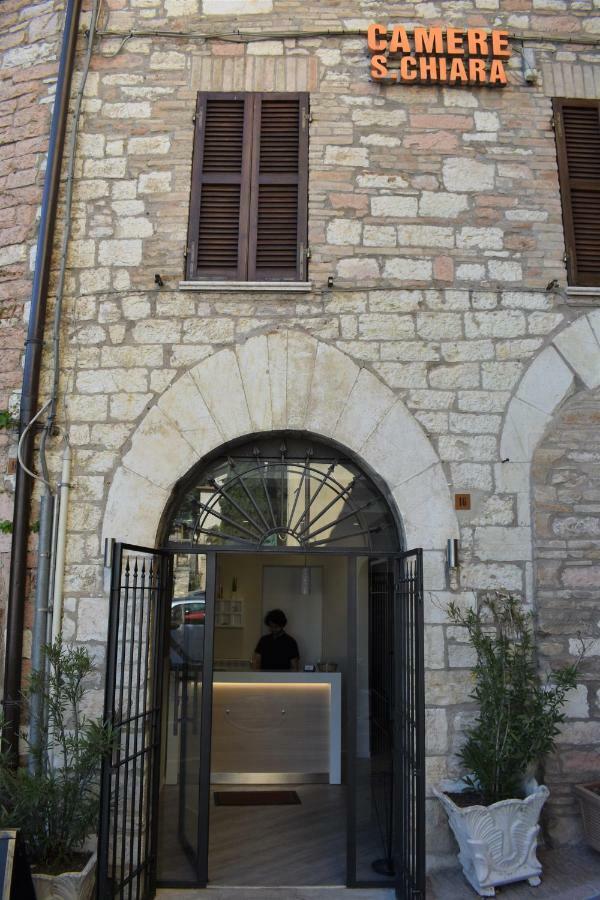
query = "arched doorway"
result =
(98, 432, 425, 900)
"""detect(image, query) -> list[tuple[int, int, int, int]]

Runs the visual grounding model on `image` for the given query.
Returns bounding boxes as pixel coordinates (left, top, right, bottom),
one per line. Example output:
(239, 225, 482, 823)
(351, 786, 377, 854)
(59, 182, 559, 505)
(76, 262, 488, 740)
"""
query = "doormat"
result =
(213, 790, 301, 807)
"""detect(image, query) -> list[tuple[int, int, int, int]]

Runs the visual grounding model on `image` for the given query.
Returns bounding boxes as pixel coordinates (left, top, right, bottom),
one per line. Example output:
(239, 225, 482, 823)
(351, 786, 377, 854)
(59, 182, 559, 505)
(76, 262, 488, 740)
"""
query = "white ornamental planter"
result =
(32, 852, 96, 900)
(434, 782, 549, 897)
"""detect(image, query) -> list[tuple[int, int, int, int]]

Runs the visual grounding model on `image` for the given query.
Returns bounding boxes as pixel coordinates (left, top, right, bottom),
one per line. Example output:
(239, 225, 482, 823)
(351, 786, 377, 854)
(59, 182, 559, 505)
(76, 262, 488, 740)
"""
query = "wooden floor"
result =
(427, 844, 600, 898)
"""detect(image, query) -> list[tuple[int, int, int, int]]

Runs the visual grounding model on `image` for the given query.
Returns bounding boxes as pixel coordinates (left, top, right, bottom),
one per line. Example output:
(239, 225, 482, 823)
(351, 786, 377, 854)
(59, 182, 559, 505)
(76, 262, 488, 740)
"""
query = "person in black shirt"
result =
(253, 609, 300, 671)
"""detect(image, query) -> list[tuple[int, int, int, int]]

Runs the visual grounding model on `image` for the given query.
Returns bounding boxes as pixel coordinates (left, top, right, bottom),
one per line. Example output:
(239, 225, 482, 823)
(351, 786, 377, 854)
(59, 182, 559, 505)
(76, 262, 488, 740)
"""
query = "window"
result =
(186, 92, 309, 282)
(553, 99, 600, 286)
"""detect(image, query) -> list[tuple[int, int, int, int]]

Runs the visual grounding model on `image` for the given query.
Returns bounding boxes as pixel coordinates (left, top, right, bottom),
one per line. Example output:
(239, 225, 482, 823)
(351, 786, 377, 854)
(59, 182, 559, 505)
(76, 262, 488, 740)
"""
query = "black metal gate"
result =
(97, 543, 173, 900)
(395, 549, 425, 899)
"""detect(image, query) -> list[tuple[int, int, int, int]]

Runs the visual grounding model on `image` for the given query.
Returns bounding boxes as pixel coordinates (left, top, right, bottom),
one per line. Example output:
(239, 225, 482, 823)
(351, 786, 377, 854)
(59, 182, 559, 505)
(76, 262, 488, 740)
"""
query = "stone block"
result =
(457, 227, 503, 250)
(334, 367, 395, 451)
(419, 191, 469, 218)
(442, 157, 495, 192)
(336, 257, 380, 279)
(516, 346, 574, 415)
(487, 259, 522, 282)
(398, 225, 455, 248)
(474, 526, 532, 561)
(190, 349, 251, 441)
(370, 195, 418, 217)
(326, 218, 361, 245)
(138, 171, 172, 194)
(553, 315, 600, 390)
(383, 257, 432, 281)
(128, 135, 170, 155)
(103, 102, 151, 119)
(324, 146, 368, 167)
(305, 342, 359, 437)
(98, 240, 142, 267)
(438, 434, 497, 461)
(426, 708, 448, 754)
(363, 225, 396, 246)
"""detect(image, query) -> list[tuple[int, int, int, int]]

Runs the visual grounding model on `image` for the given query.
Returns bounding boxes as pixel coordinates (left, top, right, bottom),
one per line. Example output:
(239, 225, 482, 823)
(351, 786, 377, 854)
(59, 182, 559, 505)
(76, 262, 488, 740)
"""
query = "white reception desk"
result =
(211, 672, 342, 785)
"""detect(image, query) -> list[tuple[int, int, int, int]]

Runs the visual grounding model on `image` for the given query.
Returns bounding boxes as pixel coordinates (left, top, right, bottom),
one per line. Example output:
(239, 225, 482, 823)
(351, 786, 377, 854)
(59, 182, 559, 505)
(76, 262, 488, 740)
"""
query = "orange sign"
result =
(367, 25, 510, 86)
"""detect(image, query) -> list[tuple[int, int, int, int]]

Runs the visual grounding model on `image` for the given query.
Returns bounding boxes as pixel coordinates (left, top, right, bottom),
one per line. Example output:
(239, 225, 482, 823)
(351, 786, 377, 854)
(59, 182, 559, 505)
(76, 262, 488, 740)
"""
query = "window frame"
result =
(186, 91, 309, 283)
(553, 98, 600, 287)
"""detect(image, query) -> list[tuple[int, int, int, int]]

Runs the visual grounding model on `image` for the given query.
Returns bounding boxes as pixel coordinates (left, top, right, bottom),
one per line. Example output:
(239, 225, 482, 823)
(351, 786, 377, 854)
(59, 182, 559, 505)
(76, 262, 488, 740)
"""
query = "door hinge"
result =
(302, 108, 312, 129)
(305, 246, 311, 260)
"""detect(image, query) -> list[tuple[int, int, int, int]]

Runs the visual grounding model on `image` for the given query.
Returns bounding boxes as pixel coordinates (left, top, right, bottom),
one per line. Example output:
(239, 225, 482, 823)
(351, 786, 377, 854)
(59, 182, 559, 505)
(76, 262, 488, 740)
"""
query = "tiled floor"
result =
(156, 845, 600, 899)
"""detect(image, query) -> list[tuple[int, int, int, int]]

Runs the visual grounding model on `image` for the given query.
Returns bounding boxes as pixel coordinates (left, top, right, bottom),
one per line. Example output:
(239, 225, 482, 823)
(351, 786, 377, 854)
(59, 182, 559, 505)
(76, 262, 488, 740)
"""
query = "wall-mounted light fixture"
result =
(447, 538, 459, 570)
(104, 537, 115, 569)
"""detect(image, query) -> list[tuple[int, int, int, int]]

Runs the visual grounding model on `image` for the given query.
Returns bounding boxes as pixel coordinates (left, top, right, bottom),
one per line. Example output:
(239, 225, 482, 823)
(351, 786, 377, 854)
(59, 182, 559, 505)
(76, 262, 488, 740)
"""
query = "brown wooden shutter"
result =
(186, 93, 253, 280)
(554, 99, 600, 286)
(248, 93, 309, 281)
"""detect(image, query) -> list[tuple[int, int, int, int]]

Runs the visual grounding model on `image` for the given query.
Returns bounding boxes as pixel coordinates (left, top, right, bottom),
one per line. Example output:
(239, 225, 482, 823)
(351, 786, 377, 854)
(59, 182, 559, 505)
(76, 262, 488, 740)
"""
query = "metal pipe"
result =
(28, 490, 55, 773)
(51, 444, 72, 644)
(2, 0, 83, 762)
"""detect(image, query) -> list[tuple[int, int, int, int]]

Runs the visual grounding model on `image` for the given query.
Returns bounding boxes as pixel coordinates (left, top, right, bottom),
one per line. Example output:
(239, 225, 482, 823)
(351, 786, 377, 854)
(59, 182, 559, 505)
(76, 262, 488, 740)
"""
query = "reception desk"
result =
(211, 672, 341, 785)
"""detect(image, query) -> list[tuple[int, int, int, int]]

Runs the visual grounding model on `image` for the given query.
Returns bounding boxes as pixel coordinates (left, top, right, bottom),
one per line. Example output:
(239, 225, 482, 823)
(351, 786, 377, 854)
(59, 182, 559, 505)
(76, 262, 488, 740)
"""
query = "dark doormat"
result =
(213, 790, 301, 807)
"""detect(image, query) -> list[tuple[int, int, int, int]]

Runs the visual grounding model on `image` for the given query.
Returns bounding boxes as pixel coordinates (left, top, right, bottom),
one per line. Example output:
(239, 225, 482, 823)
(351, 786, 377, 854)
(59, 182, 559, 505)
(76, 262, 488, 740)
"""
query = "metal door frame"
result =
(99, 545, 425, 897)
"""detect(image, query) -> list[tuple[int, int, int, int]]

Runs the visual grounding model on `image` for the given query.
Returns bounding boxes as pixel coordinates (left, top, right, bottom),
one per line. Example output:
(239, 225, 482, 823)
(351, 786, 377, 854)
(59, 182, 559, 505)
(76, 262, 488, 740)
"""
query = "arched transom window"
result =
(166, 435, 401, 552)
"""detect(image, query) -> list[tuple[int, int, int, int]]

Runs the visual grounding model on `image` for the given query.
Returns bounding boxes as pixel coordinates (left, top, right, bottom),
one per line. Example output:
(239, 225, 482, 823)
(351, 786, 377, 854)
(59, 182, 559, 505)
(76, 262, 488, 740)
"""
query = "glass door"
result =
(156, 552, 216, 886)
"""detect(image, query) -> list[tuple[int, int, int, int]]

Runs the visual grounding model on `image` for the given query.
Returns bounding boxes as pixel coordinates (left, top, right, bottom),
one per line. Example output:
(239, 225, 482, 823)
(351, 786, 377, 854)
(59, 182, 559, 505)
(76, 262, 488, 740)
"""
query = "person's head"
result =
(264, 609, 287, 634)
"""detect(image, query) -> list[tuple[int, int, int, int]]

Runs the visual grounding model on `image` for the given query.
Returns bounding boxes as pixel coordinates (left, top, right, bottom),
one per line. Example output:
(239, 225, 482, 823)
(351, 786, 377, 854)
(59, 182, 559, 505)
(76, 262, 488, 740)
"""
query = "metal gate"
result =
(395, 549, 425, 899)
(97, 543, 173, 900)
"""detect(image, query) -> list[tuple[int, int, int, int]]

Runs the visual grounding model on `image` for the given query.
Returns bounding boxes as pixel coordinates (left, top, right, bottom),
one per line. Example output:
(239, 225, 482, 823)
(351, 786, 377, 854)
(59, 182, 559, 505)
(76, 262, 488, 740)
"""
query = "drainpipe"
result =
(2, 0, 83, 763)
(50, 443, 72, 645)
(27, 490, 54, 773)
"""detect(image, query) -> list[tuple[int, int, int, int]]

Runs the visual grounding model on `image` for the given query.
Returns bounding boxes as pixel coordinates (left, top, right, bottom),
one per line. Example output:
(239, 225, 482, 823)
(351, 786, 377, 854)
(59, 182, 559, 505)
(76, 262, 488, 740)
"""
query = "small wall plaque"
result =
(455, 493, 471, 510)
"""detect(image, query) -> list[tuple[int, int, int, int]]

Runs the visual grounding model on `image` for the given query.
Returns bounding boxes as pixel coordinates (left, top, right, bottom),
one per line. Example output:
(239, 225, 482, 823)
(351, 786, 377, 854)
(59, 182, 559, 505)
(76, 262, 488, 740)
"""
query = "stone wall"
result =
(1, 0, 600, 871)
(0, 0, 62, 687)
(533, 386, 600, 846)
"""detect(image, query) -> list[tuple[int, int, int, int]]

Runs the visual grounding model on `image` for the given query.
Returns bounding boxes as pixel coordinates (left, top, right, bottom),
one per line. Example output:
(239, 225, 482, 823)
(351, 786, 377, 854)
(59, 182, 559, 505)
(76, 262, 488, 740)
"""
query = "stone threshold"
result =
(157, 889, 394, 899)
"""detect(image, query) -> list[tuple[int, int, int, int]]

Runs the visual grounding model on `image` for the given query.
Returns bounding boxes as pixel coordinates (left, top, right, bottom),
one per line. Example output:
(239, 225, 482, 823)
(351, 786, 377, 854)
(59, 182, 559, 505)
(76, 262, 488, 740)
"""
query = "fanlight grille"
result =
(167, 438, 399, 552)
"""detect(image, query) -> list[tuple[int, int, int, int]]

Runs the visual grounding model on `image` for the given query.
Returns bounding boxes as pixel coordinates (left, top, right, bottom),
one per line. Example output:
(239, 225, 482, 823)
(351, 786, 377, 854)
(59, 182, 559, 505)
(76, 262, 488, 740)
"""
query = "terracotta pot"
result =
(574, 781, 600, 853)
(31, 852, 96, 900)
(434, 782, 549, 897)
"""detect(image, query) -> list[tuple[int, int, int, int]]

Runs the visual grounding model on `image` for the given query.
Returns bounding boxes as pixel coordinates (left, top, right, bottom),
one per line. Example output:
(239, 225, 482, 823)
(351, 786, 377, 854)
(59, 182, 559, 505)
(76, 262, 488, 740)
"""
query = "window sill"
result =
(179, 280, 313, 293)
(565, 286, 600, 306)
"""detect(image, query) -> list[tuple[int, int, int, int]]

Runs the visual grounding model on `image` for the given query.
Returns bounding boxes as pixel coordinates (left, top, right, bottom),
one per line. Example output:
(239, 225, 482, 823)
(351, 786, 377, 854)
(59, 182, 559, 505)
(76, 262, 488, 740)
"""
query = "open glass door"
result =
(155, 552, 216, 887)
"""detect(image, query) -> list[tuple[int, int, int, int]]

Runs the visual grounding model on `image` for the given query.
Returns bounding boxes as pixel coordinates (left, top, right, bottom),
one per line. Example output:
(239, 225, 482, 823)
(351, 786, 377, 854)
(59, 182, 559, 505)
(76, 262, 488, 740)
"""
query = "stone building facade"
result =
(1, 0, 600, 878)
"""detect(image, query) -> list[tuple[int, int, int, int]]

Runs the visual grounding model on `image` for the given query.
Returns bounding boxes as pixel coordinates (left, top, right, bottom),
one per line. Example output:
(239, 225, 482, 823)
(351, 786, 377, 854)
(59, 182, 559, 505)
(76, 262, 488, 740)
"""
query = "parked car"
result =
(169, 590, 205, 668)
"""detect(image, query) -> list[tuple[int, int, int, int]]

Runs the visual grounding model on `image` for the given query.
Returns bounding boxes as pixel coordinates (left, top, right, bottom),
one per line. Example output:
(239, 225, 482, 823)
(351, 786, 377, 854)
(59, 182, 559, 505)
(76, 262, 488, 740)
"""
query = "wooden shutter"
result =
(554, 99, 600, 286)
(248, 93, 309, 281)
(186, 93, 253, 280)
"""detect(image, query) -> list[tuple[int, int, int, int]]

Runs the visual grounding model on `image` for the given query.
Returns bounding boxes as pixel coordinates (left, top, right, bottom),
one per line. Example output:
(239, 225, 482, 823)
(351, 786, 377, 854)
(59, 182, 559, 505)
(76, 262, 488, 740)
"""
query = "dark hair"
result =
(264, 608, 287, 628)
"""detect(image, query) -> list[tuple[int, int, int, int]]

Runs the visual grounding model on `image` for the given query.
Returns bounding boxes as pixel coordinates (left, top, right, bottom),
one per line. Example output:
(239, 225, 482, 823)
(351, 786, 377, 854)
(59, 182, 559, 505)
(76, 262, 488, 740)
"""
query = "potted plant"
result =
(0, 638, 114, 900)
(574, 781, 600, 853)
(434, 590, 580, 898)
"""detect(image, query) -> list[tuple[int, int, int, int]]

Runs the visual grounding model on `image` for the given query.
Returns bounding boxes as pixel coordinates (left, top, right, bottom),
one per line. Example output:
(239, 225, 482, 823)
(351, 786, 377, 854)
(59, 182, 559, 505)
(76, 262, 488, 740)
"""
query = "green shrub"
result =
(447, 589, 580, 804)
(0, 638, 114, 868)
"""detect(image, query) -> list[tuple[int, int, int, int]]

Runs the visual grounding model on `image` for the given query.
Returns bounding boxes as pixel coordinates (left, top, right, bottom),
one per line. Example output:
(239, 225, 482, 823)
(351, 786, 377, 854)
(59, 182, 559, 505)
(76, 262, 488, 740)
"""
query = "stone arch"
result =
(501, 310, 600, 465)
(102, 329, 458, 552)
(531, 385, 600, 846)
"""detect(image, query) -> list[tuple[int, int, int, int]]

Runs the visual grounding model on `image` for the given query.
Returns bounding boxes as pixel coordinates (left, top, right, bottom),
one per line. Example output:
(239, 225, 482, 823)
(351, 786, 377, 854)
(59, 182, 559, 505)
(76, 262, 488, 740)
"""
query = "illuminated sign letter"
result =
(389, 26, 411, 54)
(367, 24, 388, 52)
(491, 30, 511, 58)
(371, 54, 389, 80)
(489, 59, 508, 85)
(399, 56, 417, 81)
(414, 27, 443, 55)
